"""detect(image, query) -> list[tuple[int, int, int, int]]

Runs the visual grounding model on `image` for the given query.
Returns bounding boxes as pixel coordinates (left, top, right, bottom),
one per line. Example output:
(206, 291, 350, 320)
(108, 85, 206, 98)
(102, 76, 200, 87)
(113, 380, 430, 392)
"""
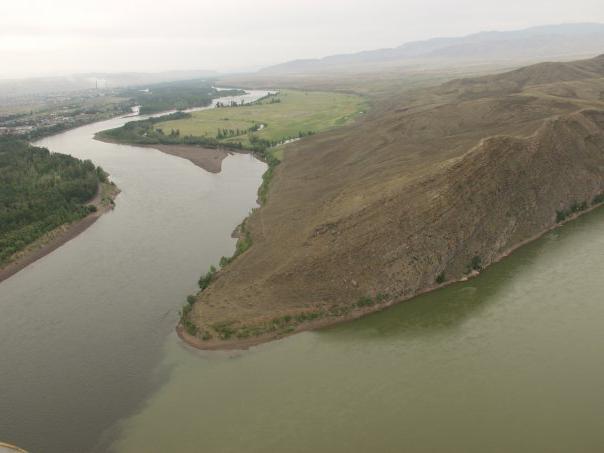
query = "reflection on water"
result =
(112, 209, 604, 453)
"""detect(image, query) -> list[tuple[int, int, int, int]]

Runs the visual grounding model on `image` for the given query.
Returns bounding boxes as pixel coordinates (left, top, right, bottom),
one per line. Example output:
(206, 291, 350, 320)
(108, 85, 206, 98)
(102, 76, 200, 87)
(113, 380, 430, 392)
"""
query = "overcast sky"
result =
(1, 0, 603, 78)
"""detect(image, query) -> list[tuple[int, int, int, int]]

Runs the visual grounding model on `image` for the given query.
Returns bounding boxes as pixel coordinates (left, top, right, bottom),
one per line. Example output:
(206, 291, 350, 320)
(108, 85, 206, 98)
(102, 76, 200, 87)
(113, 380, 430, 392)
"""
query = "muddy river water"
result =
(1, 91, 604, 452)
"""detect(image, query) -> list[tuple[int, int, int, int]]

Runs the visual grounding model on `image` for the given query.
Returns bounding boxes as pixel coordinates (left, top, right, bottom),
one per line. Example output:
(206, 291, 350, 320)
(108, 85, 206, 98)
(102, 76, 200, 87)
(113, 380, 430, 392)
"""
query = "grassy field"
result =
(154, 89, 366, 155)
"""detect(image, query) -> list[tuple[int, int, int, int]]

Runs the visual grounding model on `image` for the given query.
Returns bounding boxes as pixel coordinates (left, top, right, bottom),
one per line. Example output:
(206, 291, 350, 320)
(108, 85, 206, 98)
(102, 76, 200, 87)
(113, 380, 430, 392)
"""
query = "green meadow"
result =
(154, 89, 365, 152)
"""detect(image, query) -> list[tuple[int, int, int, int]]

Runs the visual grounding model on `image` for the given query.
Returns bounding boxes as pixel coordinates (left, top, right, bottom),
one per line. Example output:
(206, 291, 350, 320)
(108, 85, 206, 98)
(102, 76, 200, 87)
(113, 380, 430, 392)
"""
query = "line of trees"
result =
(216, 123, 264, 139)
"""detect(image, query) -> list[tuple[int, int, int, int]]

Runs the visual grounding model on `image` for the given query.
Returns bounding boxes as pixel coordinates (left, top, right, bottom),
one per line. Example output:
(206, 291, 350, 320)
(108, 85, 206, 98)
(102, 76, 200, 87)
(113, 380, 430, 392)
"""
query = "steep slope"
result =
(184, 55, 604, 348)
(261, 23, 604, 75)
(440, 54, 604, 98)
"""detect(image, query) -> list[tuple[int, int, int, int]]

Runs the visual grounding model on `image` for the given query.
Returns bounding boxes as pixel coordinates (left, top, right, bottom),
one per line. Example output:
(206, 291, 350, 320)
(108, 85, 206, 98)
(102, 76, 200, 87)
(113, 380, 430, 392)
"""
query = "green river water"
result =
(1, 92, 604, 452)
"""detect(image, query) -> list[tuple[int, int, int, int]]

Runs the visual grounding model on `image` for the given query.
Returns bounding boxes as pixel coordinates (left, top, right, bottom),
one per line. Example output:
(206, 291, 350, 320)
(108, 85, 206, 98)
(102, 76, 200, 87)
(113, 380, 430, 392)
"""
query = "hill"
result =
(181, 55, 604, 347)
(260, 23, 604, 75)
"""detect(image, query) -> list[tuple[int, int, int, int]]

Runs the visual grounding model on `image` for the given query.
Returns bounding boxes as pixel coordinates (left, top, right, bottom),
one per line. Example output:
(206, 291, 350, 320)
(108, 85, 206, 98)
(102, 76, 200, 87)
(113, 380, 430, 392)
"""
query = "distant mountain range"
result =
(260, 23, 604, 74)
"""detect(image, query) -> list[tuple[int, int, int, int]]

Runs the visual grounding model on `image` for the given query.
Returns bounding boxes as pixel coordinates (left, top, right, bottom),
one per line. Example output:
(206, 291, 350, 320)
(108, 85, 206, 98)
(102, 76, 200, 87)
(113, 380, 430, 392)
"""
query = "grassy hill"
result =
(182, 55, 604, 346)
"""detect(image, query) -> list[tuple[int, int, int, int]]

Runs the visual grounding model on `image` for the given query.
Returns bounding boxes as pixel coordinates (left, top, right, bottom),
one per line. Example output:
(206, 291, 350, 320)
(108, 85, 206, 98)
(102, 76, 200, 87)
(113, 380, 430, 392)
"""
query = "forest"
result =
(0, 137, 106, 265)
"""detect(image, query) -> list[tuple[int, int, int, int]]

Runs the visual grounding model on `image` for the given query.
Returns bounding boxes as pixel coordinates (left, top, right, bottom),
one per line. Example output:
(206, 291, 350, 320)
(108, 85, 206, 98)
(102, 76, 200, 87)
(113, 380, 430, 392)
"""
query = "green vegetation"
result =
(98, 89, 364, 209)
(99, 89, 363, 160)
(356, 296, 374, 307)
(182, 289, 392, 342)
(198, 265, 217, 291)
(0, 138, 106, 265)
(467, 256, 482, 273)
(179, 303, 197, 336)
(212, 321, 237, 340)
(436, 272, 446, 284)
(356, 293, 389, 308)
(132, 89, 365, 336)
(96, 111, 217, 146)
(185, 222, 254, 337)
(154, 89, 363, 153)
(119, 79, 243, 114)
(257, 164, 276, 204)
(196, 293, 392, 341)
(556, 200, 590, 223)
(219, 221, 253, 268)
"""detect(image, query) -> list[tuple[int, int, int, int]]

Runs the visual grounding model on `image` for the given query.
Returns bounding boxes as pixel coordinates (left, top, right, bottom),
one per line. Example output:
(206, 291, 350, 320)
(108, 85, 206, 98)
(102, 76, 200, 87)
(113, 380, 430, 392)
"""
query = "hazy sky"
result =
(2, 0, 603, 78)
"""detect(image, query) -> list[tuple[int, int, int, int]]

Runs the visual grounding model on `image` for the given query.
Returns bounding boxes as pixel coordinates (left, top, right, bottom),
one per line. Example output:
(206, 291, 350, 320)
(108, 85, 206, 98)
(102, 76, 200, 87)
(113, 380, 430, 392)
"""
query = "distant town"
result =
(0, 88, 133, 139)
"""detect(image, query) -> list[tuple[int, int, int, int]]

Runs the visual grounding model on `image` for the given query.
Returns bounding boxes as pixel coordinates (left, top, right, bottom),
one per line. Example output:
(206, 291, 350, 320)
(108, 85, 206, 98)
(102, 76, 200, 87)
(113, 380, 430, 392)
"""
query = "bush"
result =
(375, 293, 388, 303)
(436, 272, 446, 284)
(183, 318, 198, 336)
(470, 256, 482, 271)
(181, 303, 192, 318)
(557, 200, 590, 223)
(357, 296, 374, 307)
(570, 201, 588, 213)
(213, 321, 236, 340)
(556, 210, 568, 223)
(186, 295, 196, 305)
(198, 265, 217, 290)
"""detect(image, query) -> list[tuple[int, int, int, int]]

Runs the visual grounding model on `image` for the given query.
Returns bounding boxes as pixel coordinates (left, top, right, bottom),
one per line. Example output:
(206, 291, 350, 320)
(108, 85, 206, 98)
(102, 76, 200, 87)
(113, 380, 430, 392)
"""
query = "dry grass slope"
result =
(187, 55, 604, 347)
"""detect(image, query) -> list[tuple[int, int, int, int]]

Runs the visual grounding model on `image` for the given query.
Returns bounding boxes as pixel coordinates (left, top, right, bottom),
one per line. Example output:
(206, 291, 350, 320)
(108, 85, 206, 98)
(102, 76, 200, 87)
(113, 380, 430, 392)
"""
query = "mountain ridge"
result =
(260, 23, 604, 75)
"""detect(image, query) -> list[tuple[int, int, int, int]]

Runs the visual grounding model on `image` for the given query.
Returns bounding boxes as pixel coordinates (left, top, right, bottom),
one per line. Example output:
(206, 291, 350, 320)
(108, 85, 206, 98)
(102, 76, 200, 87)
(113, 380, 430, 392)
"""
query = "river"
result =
(2, 92, 604, 452)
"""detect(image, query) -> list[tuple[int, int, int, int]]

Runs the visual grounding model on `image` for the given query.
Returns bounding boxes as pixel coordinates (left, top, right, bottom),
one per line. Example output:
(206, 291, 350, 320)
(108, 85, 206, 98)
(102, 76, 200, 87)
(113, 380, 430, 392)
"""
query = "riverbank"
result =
(0, 182, 119, 284)
(178, 198, 604, 351)
(94, 134, 245, 173)
(181, 56, 604, 352)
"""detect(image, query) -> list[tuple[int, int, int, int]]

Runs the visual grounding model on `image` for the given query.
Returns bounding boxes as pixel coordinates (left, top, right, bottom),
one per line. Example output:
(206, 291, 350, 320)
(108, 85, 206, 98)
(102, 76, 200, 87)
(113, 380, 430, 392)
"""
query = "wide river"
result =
(2, 93, 604, 452)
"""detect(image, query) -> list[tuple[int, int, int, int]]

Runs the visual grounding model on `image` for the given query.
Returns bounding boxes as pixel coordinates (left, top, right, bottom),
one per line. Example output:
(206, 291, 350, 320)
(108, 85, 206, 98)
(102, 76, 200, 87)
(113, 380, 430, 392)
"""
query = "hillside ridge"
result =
(260, 23, 604, 75)
(183, 55, 604, 348)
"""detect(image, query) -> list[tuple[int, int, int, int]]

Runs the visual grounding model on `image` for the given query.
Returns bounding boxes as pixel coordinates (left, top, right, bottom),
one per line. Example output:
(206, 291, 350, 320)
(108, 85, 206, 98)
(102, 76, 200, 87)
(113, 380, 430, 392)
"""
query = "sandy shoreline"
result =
(178, 201, 604, 352)
(151, 144, 246, 173)
(0, 183, 119, 285)
(95, 135, 247, 174)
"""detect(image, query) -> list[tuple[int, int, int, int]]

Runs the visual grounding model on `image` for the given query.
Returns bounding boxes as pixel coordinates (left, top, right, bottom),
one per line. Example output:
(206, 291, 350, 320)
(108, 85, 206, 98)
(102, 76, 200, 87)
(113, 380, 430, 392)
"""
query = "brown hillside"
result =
(187, 56, 604, 347)
(439, 54, 604, 99)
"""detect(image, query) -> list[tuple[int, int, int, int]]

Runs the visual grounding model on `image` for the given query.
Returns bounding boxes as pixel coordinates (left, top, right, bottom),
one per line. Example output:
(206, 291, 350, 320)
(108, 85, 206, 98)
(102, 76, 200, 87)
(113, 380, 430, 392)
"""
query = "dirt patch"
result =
(95, 134, 246, 174)
(149, 144, 239, 173)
